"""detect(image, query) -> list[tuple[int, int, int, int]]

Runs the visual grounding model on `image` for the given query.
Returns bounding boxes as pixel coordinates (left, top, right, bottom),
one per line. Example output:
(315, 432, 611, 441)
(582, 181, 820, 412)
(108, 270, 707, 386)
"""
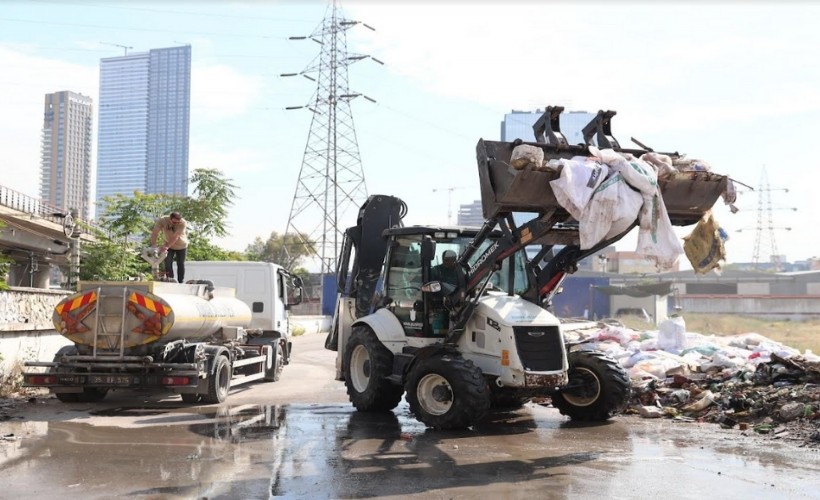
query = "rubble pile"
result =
(565, 318, 820, 447)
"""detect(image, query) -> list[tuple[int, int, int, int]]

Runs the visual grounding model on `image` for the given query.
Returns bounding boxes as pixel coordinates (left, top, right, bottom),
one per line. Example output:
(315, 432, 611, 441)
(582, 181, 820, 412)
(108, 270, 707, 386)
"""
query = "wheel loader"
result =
(325, 107, 730, 429)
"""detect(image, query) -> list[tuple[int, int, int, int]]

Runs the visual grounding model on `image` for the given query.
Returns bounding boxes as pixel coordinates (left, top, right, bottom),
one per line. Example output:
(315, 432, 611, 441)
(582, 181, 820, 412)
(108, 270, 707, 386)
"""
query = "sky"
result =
(1, 0, 818, 269)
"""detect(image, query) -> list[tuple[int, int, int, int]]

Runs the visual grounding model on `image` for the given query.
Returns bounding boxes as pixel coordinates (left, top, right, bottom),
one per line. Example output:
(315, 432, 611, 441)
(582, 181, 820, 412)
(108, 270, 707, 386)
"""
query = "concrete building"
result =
(501, 109, 595, 144)
(456, 200, 484, 228)
(39, 91, 93, 220)
(96, 45, 191, 216)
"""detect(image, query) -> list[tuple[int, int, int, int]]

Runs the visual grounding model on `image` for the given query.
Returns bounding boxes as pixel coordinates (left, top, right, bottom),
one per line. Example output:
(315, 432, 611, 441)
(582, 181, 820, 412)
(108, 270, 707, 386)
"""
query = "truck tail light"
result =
(161, 376, 191, 385)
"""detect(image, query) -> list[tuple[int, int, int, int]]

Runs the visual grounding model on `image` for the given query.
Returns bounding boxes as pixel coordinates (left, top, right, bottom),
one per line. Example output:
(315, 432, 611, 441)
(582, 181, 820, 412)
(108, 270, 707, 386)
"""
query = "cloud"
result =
(0, 45, 97, 197)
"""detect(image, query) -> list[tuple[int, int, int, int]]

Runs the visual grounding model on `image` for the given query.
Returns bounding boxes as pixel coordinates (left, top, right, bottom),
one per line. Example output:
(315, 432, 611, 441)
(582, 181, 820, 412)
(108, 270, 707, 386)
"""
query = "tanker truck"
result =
(23, 262, 304, 404)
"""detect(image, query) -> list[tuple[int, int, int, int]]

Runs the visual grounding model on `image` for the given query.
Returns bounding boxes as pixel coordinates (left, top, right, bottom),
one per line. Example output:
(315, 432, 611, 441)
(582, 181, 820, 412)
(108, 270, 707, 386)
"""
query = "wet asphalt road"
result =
(2, 332, 819, 499)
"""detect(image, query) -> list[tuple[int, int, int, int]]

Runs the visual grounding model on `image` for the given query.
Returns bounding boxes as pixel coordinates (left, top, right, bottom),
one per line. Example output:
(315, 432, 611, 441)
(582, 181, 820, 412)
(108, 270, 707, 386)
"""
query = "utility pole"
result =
(282, 0, 382, 275)
(100, 42, 133, 56)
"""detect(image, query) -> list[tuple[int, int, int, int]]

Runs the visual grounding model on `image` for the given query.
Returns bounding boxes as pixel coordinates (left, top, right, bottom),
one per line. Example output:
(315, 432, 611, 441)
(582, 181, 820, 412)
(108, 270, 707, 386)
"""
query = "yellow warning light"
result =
(501, 350, 510, 366)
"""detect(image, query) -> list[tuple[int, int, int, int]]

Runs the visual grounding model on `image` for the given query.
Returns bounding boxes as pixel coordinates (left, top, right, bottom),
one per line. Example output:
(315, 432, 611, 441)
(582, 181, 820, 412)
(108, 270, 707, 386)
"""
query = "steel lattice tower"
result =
(752, 166, 792, 270)
(284, 0, 378, 274)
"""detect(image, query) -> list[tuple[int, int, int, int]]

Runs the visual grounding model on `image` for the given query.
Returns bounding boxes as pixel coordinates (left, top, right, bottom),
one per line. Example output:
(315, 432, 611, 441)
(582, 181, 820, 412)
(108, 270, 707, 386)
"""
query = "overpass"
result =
(0, 184, 96, 288)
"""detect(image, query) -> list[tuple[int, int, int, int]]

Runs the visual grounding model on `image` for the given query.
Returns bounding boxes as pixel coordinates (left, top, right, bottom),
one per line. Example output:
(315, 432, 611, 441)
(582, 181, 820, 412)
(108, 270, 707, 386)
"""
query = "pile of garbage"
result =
(565, 317, 820, 447)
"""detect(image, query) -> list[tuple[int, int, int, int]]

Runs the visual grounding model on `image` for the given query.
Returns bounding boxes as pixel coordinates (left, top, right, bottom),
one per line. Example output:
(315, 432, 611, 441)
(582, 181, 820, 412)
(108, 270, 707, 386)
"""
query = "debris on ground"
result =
(564, 317, 820, 447)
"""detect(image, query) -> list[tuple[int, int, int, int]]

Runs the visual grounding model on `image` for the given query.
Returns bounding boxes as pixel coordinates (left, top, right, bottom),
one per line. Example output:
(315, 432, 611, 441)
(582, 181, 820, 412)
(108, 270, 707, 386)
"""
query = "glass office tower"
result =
(96, 45, 191, 216)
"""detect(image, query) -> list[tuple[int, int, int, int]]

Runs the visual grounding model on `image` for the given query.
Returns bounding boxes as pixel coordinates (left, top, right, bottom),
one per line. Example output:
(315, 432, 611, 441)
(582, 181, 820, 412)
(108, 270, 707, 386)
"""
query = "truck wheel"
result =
(50, 346, 82, 403)
(181, 393, 202, 404)
(55, 392, 79, 403)
(551, 350, 631, 421)
(405, 354, 490, 430)
(264, 342, 284, 382)
(343, 326, 403, 412)
(202, 355, 231, 404)
(77, 388, 108, 402)
(55, 387, 107, 403)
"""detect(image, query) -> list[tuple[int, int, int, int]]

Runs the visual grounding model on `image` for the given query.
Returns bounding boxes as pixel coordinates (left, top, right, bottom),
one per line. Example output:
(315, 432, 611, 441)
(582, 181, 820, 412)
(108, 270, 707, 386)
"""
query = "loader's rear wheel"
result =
(264, 342, 284, 382)
(551, 350, 630, 421)
(405, 354, 490, 430)
(343, 326, 403, 412)
(202, 355, 231, 404)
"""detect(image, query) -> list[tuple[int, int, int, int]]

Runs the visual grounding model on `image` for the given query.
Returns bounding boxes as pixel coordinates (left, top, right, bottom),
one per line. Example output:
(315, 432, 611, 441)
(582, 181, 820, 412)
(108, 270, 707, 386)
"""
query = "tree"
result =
(79, 169, 240, 280)
(245, 231, 316, 271)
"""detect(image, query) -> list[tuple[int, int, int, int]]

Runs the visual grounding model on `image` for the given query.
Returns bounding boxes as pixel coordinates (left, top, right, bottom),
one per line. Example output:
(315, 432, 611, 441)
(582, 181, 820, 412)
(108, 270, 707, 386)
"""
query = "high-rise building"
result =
(96, 45, 191, 216)
(501, 109, 595, 145)
(39, 91, 93, 220)
(457, 200, 484, 228)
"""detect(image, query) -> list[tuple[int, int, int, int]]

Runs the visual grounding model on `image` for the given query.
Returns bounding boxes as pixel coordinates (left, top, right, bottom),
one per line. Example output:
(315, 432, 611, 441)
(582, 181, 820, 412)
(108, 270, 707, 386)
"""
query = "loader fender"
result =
(352, 308, 406, 354)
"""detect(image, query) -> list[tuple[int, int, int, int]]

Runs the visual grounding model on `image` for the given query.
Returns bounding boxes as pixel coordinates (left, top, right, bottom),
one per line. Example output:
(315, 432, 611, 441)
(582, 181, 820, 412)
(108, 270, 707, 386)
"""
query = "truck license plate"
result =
(89, 375, 134, 385)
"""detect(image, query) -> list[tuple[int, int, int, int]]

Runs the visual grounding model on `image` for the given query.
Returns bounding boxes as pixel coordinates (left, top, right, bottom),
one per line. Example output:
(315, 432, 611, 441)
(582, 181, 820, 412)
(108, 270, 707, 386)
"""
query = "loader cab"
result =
(382, 226, 527, 337)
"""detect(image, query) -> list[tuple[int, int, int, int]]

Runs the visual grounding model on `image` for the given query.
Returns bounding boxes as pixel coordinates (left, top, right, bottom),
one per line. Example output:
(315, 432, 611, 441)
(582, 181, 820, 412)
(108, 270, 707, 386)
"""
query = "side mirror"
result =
(420, 236, 435, 264)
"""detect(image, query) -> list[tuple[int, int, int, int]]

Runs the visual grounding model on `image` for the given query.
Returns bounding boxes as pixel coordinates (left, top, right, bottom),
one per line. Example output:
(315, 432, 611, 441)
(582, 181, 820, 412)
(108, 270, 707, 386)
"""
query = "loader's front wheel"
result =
(405, 354, 490, 430)
(551, 350, 630, 421)
(343, 326, 403, 411)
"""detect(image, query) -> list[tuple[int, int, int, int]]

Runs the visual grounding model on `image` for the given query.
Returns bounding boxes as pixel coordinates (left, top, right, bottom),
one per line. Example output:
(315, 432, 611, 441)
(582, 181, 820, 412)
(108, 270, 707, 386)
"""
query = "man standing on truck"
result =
(150, 211, 189, 283)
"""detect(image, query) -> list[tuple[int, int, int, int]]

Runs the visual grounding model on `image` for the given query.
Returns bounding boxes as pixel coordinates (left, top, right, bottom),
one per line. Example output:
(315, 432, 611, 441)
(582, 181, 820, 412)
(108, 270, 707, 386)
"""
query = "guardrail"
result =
(0, 184, 102, 234)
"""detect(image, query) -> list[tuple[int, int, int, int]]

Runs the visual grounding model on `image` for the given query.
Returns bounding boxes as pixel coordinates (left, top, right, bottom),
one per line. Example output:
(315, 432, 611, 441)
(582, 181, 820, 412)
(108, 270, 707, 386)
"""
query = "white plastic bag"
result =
(549, 156, 608, 219)
(658, 316, 687, 352)
(576, 173, 642, 249)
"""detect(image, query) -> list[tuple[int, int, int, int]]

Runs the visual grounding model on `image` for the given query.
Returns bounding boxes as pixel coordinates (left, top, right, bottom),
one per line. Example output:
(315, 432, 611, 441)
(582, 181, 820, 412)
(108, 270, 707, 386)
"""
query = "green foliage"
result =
(186, 233, 244, 262)
(244, 231, 316, 270)
(81, 168, 241, 280)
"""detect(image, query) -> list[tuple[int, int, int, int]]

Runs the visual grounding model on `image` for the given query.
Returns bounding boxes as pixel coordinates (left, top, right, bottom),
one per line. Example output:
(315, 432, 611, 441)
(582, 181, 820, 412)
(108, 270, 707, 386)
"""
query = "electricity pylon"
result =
(750, 166, 793, 270)
(283, 0, 382, 274)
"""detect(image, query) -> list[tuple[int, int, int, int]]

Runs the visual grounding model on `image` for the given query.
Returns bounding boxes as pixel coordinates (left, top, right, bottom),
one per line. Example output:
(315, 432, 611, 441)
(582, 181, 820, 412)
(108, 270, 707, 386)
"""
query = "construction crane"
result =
(100, 42, 133, 55)
(432, 185, 471, 225)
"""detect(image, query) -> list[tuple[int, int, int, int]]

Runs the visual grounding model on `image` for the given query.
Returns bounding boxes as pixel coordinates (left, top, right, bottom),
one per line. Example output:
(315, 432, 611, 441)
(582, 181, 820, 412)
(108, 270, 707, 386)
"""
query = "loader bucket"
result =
(476, 139, 727, 226)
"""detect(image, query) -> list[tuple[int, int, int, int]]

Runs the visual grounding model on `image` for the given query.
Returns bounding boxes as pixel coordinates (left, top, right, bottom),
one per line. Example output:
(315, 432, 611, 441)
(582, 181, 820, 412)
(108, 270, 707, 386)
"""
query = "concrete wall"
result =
(0, 288, 71, 384)
(679, 295, 820, 321)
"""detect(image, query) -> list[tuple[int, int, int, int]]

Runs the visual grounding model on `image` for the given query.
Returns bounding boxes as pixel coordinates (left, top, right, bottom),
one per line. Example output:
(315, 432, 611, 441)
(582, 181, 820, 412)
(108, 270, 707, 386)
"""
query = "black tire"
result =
(405, 354, 490, 430)
(202, 355, 231, 404)
(51, 346, 80, 403)
(77, 388, 108, 402)
(54, 387, 107, 403)
(343, 326, 403, 412)
(181, 393, 202, 404)
(551, 350, 631, 421)
(489, 386, 530, 410)
(264, 342, 284, 382)
(55, 392, 79, 403)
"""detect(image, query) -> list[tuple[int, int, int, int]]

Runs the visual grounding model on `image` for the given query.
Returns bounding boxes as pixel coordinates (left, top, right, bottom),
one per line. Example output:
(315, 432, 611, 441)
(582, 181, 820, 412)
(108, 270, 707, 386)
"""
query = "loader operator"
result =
(429, 250, 466, 334)
(150, 211, 188, 283)
(431, 250, 461, 290)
